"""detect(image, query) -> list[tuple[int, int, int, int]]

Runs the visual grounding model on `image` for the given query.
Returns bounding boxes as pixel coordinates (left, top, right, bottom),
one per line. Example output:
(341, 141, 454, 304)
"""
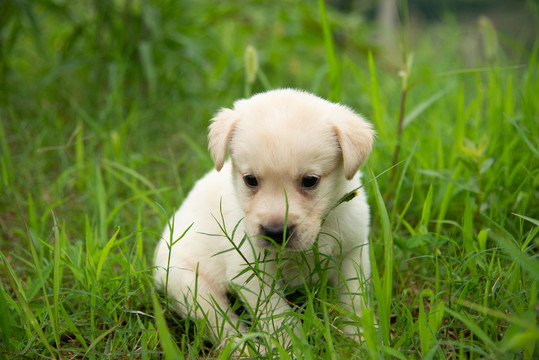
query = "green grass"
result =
(1, 0, 538, 359)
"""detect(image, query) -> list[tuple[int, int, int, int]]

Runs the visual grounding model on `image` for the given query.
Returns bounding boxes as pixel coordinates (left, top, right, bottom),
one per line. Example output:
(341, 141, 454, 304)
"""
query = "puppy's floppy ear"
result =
(332, 106, 375, 180)
(208, 108, 237, 171)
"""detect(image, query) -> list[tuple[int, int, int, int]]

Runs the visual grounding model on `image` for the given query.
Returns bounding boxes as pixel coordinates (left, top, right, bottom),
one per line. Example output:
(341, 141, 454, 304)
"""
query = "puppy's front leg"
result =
(231, 255, 296, 348)
(162, 264, 247, 345)
(336, 246, 370, 340)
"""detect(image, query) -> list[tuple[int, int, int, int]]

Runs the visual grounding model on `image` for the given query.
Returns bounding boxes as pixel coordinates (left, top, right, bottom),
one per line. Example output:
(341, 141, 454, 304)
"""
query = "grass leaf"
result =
(370, 169, 394, 346)
(318, 0, 341, 101)
(444, 306, 498, 351)
(151, 292, 183, 359)
(403, 86, 452, 128)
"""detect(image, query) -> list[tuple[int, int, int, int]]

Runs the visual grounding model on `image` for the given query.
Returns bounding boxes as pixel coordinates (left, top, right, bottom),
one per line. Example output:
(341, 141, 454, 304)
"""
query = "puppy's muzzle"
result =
(260, 223, 296, 246)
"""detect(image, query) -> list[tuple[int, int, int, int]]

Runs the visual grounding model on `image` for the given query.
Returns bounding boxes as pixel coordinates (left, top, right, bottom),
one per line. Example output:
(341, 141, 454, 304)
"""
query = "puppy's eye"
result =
(301, 176, 320, 189)
(243, 174, 258, 188)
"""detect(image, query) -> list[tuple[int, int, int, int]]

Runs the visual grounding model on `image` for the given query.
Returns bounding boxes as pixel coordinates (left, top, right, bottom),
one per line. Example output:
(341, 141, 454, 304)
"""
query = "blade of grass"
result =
(418, 289, 445, 358)
(450, 87, 466, 167)
(59, 303, 89, 350)
(83, 216, 98, 341)
(52, 214, 63, 349)
(322, 303, 337, 360)
(95, 227, 121, 282)
(103, 159, 158, 191)
(75, 120, 85, 191)
(139, 41, 157, 96)
(244, 44, 258, 97)
(403, 85, 453, 128)
(390, 143, 415, 222)
(360, 306, 380, 359)
(370, 169, 393, 347)
(1, 254, 56, 358)
(418, 184, 433, 235)
(444, 306, 498, 353)
(318, 0, 340, 101)
(84, 321, 123, 357)
(102, 159, 166, 222)
(107, 187, 170, 224)
(151, 291, 183, 359)
(512, 213, 539, 227)
(435, 162, 463, 235)
(483, 214, 539, 282)
(409, 65, 525, 86)
(462, 194, 477, 275)
(505, 113, 538, 158)
(0, 120, 12, 186)
(381, 346, 407, 360)
(0, 282, 14, 353)
(368, 51, 384, 139)
(16, 201, 61, 349)
(95, 164, 107, 245)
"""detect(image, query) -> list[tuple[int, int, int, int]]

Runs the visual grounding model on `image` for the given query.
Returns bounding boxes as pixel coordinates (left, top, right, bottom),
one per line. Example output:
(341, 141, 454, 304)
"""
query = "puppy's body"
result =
(154, 89, 374, 347)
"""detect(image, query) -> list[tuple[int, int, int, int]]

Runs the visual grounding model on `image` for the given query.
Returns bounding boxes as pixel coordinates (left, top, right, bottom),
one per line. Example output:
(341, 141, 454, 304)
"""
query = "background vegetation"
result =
(0, 0, 537, 358)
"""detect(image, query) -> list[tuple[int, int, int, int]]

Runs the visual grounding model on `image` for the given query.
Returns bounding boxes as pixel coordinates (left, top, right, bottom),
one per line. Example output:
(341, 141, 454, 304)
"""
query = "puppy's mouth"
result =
(255, 223, 299, 250)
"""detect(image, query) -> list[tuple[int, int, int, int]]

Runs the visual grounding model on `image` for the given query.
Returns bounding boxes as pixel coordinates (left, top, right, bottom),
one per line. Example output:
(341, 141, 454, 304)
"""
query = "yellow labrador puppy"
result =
(154, 89, 374, 349)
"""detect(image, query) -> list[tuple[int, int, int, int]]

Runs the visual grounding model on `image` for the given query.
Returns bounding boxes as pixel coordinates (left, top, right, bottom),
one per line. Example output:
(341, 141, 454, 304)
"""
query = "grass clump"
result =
(1, 0, 537, 359)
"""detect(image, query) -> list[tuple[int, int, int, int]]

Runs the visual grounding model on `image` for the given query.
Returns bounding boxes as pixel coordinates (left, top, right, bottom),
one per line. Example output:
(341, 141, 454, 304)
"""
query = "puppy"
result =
(154, 89, 374, 350)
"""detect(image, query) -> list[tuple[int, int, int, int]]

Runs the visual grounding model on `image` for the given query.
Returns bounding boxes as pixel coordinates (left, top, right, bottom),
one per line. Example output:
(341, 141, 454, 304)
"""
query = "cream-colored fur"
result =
(154, 89, 374, 350)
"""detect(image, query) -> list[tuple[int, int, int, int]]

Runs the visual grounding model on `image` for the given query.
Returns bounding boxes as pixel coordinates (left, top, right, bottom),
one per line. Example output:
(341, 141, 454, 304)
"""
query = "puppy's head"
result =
(208, 89, 374, 251)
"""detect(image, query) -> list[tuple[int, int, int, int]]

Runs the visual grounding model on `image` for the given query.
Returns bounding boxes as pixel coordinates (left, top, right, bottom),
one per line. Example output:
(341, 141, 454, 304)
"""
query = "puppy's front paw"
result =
(342, 324, 365, 344)
(220, 334, 265, 359)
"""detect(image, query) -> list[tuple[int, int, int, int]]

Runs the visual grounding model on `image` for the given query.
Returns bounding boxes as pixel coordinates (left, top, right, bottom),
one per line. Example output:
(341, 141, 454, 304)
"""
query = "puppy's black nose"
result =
(260, 224, 295, 245)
